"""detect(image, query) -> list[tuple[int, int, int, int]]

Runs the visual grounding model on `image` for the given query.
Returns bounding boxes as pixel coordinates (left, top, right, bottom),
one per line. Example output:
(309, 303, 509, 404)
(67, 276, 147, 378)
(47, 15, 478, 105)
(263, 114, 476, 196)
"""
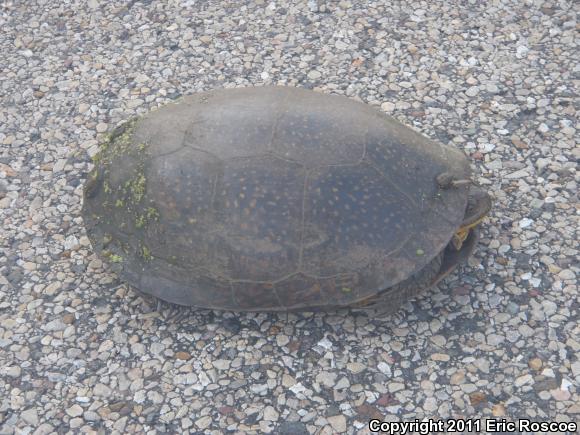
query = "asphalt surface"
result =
(0, 1, 578, 434)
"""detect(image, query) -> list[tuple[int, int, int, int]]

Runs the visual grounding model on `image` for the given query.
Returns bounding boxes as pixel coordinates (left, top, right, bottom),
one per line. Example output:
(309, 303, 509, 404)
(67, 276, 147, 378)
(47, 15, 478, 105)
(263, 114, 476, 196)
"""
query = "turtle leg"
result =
(431, 227, 479, 287)
(127, 284, 193, 321)
(352, 229, 480, 317)
(350, 252, 443, 316)
(354, 190, 490, 318)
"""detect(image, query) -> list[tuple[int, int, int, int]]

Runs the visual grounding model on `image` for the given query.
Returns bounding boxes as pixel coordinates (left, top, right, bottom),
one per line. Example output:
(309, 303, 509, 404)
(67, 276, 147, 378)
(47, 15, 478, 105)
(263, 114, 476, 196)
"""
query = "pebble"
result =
(377, 362, 392, 377)
(492, 404, 506, 416)
(558, 269, 575, 280)
(327, 415, 347, 433)
(96, 123, 108, 133)
(551, 389, 571, 401)
(263, 406, 279, 421)
(511, 136, 528, 149)
(465, 87, 479, 97)
(515, 374, 533, 387)
(346, 362, 366, 374)
(212, 359, 230, 370)
(196, 415, 212, 429)
(276, 335, 290, 347)
(4, 366, 22, 378)
(423, 397, 437, 412)
(43, 319, 66, 332)
(93, 383, 112, 397)
(20, 408, 39, 426)
(431, 353, 450, 362)
(504, 169, 530, 179)
(316, 371, 337, 387)
(381, 102, 395, 112)
(66, 404, 83, 418)
(175, 351, 191, 360)
(571, 361, 580, 379)
(388, 382, 405, 393)
(307, 70, 322, 80)
(450, 371, 465, 385)
(528, 358, 543, 371)
(53, 159, 66, 173)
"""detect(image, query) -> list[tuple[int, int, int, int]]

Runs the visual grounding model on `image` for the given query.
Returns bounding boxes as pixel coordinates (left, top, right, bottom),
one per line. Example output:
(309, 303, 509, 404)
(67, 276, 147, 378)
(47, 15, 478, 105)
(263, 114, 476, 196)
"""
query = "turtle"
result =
(82, 86, 491, 314)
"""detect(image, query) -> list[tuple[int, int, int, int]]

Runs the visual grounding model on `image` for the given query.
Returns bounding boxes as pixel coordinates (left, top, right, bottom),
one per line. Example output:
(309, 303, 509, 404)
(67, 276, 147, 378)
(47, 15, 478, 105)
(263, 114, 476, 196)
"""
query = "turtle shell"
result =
(82, 86, 470, 311)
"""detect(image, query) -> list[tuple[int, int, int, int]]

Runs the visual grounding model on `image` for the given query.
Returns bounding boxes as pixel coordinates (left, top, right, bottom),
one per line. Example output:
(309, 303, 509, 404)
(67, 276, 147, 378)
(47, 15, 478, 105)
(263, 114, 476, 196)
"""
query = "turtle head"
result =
(452, 188, 492, 250)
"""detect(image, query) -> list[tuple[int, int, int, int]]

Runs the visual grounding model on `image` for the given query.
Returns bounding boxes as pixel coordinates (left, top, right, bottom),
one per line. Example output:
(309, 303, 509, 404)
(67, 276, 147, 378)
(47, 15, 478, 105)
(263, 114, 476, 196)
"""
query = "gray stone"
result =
(465, 86, 479, 97)
(196, 415, 212, 429)
(93, 383, 111, 397)
(571, 361, 580, 379)
(307, 70, 321, 80)
(327, 415, 347, 432)
(263, 405, 279, 421)
(66, 404, 83, 417)
(4, 366, 21, 378)
(21, 408, 39, 426)
(212, 359, 230, 370)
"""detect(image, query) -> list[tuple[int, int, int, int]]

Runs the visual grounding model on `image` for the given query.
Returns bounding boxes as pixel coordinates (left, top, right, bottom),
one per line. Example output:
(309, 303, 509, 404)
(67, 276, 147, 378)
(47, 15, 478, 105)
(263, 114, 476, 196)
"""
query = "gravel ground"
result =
(1, 0, 578, 434)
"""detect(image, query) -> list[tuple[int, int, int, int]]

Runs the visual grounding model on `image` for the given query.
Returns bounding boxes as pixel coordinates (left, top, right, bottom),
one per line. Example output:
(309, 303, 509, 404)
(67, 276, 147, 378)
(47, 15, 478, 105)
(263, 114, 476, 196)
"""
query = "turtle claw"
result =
(352, 303, 399, 318)
(126, 283, 195, 321)
(158, 301, 195, 323)
(166, 305, 182, 321)
(170, 309, 190, 323)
